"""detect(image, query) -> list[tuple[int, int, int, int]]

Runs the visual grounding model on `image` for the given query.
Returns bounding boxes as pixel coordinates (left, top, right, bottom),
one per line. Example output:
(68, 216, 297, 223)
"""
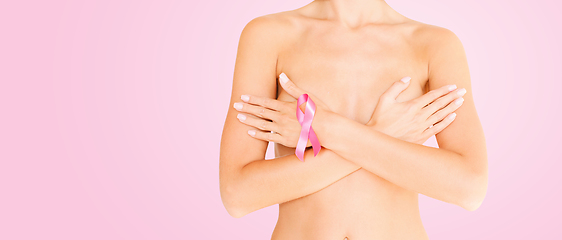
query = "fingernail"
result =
(237, 113, 246, 122)
(248, 130, 256, 136)
(448, 84, 457, 91)
(279, 73, 289, 84)
(457, 88, 467, 96)
(454, 97, 464, 105)
(400, 76, 411, 83)
(448, 112, 457, 120)
(233, 102, 243, 110)
(241, 95, 250, 102)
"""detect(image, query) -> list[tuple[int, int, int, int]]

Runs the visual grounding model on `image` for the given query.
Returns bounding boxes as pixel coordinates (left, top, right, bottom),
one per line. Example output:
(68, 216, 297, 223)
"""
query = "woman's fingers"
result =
(233, 101, 279, 122)
(240, 94, 286, 112)
(426, 97, 464, 125)
(422, 88, 467, 118)
(237, 113, 280, 133)
(379, 76, 411, 103)
(279, 72, 323, 107)
(422, 112, 457, 137)
(279, 73, 306, 99)
(411, 84, 458, 109)
(247, 129, 286, 145)
(278, 72, 332, 112)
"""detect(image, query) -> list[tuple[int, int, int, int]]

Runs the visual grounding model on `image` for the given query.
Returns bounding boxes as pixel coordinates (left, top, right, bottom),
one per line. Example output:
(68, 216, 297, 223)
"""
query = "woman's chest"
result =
(276, 28, 429, 124)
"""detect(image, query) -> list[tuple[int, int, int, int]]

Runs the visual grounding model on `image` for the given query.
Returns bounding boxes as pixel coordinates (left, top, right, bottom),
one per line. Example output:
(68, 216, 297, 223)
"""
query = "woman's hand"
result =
(233, 72, 333, 148)
(367, 76, 467, 144)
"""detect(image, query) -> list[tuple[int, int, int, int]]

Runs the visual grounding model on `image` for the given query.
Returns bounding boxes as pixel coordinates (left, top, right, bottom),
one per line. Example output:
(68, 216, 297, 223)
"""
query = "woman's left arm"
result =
(320, 28, 488, 211)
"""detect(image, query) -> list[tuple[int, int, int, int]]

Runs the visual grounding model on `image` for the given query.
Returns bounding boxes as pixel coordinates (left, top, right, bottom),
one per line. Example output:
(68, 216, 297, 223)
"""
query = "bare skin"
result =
(219, 1, 488, 240)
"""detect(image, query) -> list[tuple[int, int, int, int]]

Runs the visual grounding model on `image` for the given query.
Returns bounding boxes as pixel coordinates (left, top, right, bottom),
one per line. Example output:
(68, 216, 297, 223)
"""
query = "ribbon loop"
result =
(295, 94, 322, 162)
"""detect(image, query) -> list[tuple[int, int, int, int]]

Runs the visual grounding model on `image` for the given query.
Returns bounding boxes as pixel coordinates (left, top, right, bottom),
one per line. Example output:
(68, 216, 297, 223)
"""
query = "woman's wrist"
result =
(310, 108, 340, 149)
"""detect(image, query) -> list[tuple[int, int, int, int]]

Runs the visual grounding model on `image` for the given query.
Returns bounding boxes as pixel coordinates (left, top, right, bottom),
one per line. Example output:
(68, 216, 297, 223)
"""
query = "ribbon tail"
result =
(308, 127, 321, 156)
(295, 123, 309, 162)
(294, 94, 308, 162)
(295, 149, 305, 162)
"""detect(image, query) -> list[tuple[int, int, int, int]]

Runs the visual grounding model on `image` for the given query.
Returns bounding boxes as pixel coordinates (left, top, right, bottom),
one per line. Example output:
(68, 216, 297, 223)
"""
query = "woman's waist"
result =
(275, 191, 427, 240)
(278, 169, 422, 225)
(278, 190, 421, 223)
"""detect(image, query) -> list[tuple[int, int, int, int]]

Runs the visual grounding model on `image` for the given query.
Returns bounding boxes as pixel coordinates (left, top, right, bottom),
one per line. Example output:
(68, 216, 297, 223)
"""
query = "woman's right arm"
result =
(219, 16, 362, 218)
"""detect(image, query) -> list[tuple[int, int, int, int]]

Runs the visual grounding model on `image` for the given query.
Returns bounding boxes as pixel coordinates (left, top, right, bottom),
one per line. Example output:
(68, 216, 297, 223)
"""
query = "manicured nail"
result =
(400, 76, 411, 83)
(448, 112, 457, 120)
(233, 102, 243, 110)
(448, 84, 457, 91)
(454, 98, 464, 105)
(248, 130, 256, 136)
(241, 95, 250, 102)
(279, 73, 289, 84)
(457, 88, 467, 96)
(237, 113, 246, 122)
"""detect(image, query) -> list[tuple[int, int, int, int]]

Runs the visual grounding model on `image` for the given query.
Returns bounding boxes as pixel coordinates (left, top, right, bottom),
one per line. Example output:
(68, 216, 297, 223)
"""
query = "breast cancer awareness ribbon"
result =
(295, 93, 322, 162)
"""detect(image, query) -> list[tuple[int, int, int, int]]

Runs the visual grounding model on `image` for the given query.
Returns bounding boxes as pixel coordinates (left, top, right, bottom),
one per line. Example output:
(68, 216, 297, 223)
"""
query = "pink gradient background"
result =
(1, 0, 560, 239)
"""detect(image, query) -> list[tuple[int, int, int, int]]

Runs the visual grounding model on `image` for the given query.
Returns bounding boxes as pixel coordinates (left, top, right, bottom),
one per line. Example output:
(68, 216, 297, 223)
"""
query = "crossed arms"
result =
(219, 16, 488, 218)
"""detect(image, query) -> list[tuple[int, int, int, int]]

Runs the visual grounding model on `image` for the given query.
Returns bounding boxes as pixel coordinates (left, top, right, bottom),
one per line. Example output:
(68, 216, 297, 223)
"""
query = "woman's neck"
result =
(313, 0, 404, 28)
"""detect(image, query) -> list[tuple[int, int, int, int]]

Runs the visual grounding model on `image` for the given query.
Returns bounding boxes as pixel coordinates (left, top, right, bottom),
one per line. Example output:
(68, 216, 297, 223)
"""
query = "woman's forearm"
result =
(230, 147, 361, 218)
(317, 112, 487, 211)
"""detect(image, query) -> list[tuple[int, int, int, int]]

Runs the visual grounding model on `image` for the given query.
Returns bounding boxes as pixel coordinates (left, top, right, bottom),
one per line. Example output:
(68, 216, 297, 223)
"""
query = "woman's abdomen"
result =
(272, 145, 428, 240)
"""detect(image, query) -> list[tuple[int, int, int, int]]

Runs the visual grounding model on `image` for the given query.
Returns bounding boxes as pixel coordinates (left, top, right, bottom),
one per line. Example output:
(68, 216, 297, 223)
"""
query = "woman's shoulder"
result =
(241, 10, 303, 32)
(240, 14, 286, 37)
(239, 11, 304, 51)
(407, 21, 463, 48)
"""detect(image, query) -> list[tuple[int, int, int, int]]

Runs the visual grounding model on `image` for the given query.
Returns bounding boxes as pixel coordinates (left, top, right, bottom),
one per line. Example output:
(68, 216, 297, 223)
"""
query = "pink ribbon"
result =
(295, 93, 321, 162)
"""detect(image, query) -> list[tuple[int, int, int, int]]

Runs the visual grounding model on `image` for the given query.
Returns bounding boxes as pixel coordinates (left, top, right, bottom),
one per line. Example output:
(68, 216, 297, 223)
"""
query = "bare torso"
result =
(269, 4, 437, 240)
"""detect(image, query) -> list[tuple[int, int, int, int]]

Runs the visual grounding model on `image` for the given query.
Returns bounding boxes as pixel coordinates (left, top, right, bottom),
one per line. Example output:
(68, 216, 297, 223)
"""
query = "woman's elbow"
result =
(220, 181, 249, 218)
(225, 204, 247, 219)
(459, 166, 488, 211)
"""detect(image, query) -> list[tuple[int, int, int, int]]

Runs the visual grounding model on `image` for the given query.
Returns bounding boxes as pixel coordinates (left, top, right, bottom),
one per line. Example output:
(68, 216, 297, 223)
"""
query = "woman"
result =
(219, 0, 488, 239)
